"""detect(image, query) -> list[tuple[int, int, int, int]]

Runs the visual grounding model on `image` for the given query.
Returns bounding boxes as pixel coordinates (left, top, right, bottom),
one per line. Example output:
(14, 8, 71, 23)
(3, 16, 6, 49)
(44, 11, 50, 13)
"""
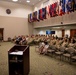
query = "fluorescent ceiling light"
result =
(12, 0, 18, 2)
(26, 0, 30, 3)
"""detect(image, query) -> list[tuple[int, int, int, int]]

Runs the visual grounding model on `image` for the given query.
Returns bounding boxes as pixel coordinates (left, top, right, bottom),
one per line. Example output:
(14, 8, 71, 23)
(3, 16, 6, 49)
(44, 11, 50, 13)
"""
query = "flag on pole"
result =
(28, 13, 33, 23)
(30, 13, 33, 22)
(46, 5, 50, 19)
(49, 4, 52, 17)
(71, 0, 75, 12)
(51, 3, 54, 17)
(53, 2, 58, 17)
(39, 9, 43, 20)
(65, 0, 68, 13)
(66, 0, 72, 14)
(56, 1, 59, 16)
(59, 0, 63, 16)
(62, 0, 66, 14)
(28, 14, 31, 23)
(33, 11, 37, 22)
(37, 10, 40, 22)
(74, 0, 76, 10)
(42, 7, 46, 19)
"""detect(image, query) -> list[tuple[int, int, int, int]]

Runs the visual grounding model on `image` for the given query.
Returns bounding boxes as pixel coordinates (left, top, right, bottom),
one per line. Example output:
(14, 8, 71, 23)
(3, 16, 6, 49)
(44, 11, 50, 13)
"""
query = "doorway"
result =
(70, 29, 76, 38)
(0, 28, 4, 41)
(62, 29, 65, 38)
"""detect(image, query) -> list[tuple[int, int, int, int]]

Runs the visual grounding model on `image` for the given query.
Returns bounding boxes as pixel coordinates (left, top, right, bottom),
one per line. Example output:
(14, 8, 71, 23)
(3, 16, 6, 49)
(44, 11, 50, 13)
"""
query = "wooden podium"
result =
(8, 45, 30, 75)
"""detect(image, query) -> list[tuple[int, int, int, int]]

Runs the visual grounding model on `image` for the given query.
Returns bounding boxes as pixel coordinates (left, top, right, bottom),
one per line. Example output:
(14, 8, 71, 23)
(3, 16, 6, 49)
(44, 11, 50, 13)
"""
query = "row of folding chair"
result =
(47, 45, 76, 64)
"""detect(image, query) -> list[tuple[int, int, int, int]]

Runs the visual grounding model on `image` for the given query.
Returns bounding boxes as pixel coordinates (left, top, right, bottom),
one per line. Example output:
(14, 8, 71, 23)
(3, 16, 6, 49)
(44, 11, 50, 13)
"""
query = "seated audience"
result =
(14, 36, 22, 44)
(68, 38, 75, 47)
(39, 42, 45, 54)
(39, 40, 49, 54)
(42, 42, 49, 54)
(19, 36, 27, 45)
(55, 38, 61, 49)
(61, 38, 68, 47)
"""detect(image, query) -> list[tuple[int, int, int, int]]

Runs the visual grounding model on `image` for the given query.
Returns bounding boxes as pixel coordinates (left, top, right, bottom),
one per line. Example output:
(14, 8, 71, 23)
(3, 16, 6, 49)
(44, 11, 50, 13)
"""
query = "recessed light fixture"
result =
(26, 0, 30, 3)
(12, 0, 18, 2)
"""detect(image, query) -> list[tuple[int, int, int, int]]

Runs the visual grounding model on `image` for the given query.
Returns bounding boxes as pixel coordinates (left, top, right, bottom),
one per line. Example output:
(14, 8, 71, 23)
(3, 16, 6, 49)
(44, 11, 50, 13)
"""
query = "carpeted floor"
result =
(0, 42, 76, 75)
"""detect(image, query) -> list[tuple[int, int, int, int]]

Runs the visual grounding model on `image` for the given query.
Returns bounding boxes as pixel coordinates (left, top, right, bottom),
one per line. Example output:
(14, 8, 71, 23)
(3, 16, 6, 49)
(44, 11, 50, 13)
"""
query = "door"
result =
(70, 29, 76, 38)
(62, 29, 65, 38)
(0, 28, 4, 41)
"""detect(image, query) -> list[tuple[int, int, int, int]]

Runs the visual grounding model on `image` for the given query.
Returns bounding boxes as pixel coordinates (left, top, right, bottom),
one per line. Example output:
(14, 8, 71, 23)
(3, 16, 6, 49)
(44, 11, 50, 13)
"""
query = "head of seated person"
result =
(63, 38, 68, 42)
(44, 41, 48, 45)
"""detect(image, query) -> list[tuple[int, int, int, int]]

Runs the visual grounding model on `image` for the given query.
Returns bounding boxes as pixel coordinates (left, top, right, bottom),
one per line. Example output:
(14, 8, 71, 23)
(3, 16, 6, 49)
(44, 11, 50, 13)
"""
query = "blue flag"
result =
(62, 0, 66, 14)
(42, 8, 46, 19)
(30, 13, 33, 22)
(66, 0, 72, 13)
(49, 4, 52, 17)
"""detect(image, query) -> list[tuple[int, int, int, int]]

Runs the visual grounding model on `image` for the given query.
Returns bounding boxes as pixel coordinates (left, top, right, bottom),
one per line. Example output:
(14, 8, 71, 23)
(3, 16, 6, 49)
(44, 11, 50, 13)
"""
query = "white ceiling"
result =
(1, 0, 43, 6)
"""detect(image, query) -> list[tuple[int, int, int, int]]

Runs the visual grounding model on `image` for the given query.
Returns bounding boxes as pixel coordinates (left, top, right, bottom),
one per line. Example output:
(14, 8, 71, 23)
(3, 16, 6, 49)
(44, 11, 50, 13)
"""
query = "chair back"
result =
(59, 46, 65, 52)
(67, 47, 75, 54)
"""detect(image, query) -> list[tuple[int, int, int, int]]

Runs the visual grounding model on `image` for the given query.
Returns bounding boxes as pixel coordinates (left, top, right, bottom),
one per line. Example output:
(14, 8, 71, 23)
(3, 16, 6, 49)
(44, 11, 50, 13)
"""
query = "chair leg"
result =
(60, 55, 62, 60)
(70, 57, 72, 64)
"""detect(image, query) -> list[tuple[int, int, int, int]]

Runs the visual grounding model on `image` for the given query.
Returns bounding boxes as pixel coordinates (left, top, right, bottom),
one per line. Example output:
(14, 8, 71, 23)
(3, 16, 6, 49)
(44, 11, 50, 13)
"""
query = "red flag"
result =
(39, 9, 43, 20)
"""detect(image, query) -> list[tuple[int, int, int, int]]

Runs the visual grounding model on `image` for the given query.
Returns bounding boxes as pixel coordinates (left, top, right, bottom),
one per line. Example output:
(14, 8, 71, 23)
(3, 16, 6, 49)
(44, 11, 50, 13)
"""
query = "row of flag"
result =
(28, 0, 76, 23)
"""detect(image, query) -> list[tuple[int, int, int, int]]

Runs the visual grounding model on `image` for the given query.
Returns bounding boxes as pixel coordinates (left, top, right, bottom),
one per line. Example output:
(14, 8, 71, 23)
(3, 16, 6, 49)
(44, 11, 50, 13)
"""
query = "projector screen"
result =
(51, 31, 55, 34)
(46, 30, 51, 34)
(46, 31, 55, 34)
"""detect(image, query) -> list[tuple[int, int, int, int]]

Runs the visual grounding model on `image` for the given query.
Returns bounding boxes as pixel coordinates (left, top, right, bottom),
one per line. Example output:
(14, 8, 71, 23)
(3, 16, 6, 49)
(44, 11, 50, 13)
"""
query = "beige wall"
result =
(33, 25, 76, 37)
(33, 28, 72, 37)
(0, 1, 33, 41)
(0, 16, 33, 40)
(0, 1, 33, 18)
